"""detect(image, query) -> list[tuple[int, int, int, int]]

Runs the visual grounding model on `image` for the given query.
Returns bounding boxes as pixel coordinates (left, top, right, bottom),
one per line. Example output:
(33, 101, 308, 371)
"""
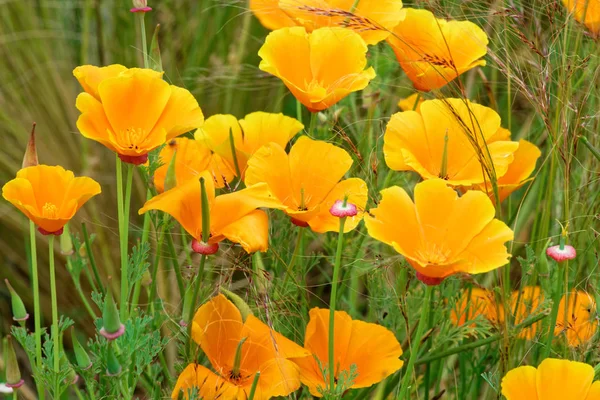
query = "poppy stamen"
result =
(42, 202, 59, 219)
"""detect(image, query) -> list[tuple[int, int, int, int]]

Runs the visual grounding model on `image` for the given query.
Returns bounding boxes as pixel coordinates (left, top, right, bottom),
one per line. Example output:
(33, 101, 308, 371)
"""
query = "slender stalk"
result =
(82, 223, 105, 295)
(247, 372, 261, 400)
(29, 221, 44, 400)
(137, 13, 149, 68)
(187, 254, 207, 359)
(398, 285, 434, 399)
(282, 227, 305, 288)
(328, 217, 346, 392)
(117, 158, 134, 320)
(541, 262, 563, 359)
(48, 235, 60, 396)
(307, 112, 318, 137)
(296, 98, 303, 125)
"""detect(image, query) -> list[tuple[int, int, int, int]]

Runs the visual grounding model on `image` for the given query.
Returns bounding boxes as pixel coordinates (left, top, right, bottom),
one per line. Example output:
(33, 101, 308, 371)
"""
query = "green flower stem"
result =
(82, 222, 105, 296)
(48, 235, 60, 395)
(130, 189, 153, 314)
(137, 13, 149, 68)
(29, 221, 45, 400)
(328, 217, 346, 392)
(282, 227, 305, 289)
(187, 254, 207, 359)
(117, 157, 134, 320)
(166, 226, 185, 297)
(296, 98, 303, 125)
(399, 285, 434, 399)
(541, 262, 563, 359)
(307, 111, 318, 137)
(247, 372, 261, 400)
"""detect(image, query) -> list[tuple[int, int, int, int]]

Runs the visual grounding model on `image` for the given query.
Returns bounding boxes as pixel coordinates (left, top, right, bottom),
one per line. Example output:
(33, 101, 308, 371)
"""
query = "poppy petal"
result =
(219, 210, 270, 253)
(73, 64, 127, 100)
(501, 365, 538, 400)
(536, 358, 595, 400)
(171, 364, 240, 400)
(456, 219, 513, 273)
(151, 85, 204, 140)
(75, 93, 118, 153)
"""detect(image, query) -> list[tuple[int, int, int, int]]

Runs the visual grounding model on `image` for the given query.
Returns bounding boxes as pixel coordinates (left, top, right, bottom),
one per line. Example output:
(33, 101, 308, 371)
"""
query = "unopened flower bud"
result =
(106, 343, 121, 376)
(60, 224, 74, 256)
(22, 123, 39, 169)
(100, 292, 125, 340)
(329, 199, 358, 218)
(220, 288, 253, 322)
(164, 149, 178, 192)
(4, 336, 24, 389)
(191, 239, 219, 255)
(72, 330, 92, 370)
(5, 280, 28, 324)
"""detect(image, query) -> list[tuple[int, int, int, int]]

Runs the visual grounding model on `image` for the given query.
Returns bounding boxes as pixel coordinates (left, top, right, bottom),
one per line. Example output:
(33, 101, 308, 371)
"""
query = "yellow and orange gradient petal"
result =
(259, 27, 376, 112)
(2, 165, 101, 235)
(562, 0, 600, 37)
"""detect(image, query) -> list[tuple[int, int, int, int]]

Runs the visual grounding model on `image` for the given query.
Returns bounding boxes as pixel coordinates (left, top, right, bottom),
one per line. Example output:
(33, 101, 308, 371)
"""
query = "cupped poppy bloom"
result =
(450, 288, 501, 327)
(244, 136, 368, 233)
(562, 0, 600, 37)
(74, 65, 204, 165)
(139, 172, 284, 253)
(555, 291, 598, 347)
(153, 138, 234, 192)
(397, 93, 424, 111)
(387, 8, 488, 91)
(365, 179, 513, 284)
(384, 98, 519, 187)
(258, 27, 376, 112)
(276, 0, 405, 45)
(2, 165, 101, 235)
(290, 308, 403, 396)
(172, 294, 309, 400)
(501, 358, 600, 400)
(510, 286, 545, 340)
(195, 112, 304, 180)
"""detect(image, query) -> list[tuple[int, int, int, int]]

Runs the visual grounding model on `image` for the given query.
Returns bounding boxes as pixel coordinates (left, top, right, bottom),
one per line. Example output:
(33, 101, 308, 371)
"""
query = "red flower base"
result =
(38, 227, 63, 236)
(130, 6, 152, 12)
(118, 153, 149, 165)
(191, 239, 219, 255)
(291, 217, 309, 227)
(416, 271, 445, 286)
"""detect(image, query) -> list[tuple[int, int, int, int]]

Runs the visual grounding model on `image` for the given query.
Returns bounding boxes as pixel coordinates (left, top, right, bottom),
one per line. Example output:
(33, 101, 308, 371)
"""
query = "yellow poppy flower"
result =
(290, 308, 403, 397)
(258, 27, 376, 112)
(244, 136, 368, 233)
(562, 0, 600, 37)
(365, 179, 513, 284)
(249, 0, 296, 30)
(397, 93, 424, 111)
(510, 286, 545, 340)
(74, 65, 204, 165)
(384, 98, 519, 187)
(2, 165, 101, 235)
(172, 294, 309, 400)
(195, 112, 304, 180)
(450, 288, 501, 327)
(555, 291, 598, 347)
(153, 138, 235, 193)
(139, 172, 284, 253)
(501, 358, 600, 400)
(277, 0, 405, 45)
(387, 8, 488, 91)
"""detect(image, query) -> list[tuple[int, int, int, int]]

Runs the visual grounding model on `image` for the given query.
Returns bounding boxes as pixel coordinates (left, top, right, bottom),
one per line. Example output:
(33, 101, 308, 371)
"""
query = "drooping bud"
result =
(329, 199, 358, 218)
(100, 292, 125, 340)
(22, 123, 39, 169)
(220, 288, 253, 321)
(164, 149, 178, 192)
(4, 336, 24, 389)
(130, 0, 152, 12)
(60, 224, 74, 256)
(416, 271, 445, 286)
(106, 343, 121, 376)
(72, 330, 92, 370)
(191, 239, 219, 255)
(5, 280, 28, 324)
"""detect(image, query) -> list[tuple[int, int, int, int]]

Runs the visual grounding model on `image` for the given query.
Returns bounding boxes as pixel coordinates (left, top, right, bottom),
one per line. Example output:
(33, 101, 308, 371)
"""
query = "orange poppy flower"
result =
(276, 0, 405, 45)
(2, 165, 101, 235)
(450, 288, 501, 327)
(244, 136, 368, 232)
(249, 0, 296, 30)
(74, 65, 204, 165)
(562, 0, 600, 37)
(384, 98, 519, 187)
(139, 172, 284, 253)
(153, 138, 234, 193)
(501, 358, 600, 400)
(555, 291, 598, 347)
(397, 93, 424, 111)
(387, 8, 488, 91)
(258, 27, 376, 112)
(510, 286, 545, 340)
(172, 294, 309, 400)
(195, 112, 304, 180)
(290, 308, 403, 396)
(365, 179, 513, 284)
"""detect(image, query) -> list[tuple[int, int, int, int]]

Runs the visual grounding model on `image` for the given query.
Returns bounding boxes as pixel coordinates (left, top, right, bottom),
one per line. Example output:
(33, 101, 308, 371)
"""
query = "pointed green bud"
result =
(180, 284, 194, 327)
(220, 288, 253, 322)
(5, 336, 24, 389)
(60, 224, 74, 256)
(149, 24, 163, 72)
(106, 343, 121, 376)
(164, 149, 178, 191)
(5, 280, 28, 324)
(231, 336, 248, 378)
(21, 123, 39, 169)
(100, 292, 125, 340)
(71, 330, 92, 370)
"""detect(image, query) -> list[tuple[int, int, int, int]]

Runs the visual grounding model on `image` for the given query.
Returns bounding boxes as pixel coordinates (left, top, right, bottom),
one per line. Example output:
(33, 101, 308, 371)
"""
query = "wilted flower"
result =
(555, 291, 598, 347)
(290, 308, 403, 396)
(365, 179, 513, 284)
(2, 165, 101, 235)
(501, 358, 600, 400)
(259, 27, 376, 111)
(172, 294, 309, 400)
(387, 8, 488, 91)
(562, 0, 600, 37)
(74, 65, 204, 165)
(245, 136, 368, 232)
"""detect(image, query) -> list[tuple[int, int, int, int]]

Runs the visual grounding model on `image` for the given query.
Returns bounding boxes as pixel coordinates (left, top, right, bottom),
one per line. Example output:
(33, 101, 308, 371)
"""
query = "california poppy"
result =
(153, 138, 234, 192)
(365, 179, 513, 284)
(450, 288, 501, 327)
(555, 291, 598, 347)
(384, 98, 519, 187)
(74, 65, 204, 165)
(249, 0, 296, 30)
(387, 8, 488, 91)
(397, 93, 424, 111)
(290, 308, 403, 396)
(195, 112, 304, 179)
(172, 294, 309, 400)
(258, 27, 376, 112)
(276, 0, 405, 45)
(244, 136, 368, 232)
(139, 172, 284, 253)
(501, 358, 600, 400)
(562, 0, 600, 37)
(2, 165, 101, 235)
(510, 286, 545, 340)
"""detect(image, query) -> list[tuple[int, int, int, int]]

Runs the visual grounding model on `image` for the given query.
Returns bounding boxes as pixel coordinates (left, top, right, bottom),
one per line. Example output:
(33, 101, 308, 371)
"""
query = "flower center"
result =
(415, 243, 452, 265)
(42, 202, 58, 218)
(120, 127, 146, 150)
